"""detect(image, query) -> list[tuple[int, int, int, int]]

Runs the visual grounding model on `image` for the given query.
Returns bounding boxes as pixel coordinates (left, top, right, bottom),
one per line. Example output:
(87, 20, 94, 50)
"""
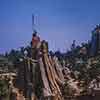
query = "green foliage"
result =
(88, 61, 100, 79)
(0, 80, 9, 97)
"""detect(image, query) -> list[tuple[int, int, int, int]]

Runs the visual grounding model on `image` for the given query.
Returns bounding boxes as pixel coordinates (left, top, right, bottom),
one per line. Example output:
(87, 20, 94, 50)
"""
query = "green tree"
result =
(0, 80, 9, 99)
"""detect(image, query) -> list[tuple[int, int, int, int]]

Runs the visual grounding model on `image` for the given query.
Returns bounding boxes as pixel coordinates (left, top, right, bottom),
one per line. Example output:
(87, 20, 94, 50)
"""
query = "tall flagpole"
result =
(32, 14, 35, 33)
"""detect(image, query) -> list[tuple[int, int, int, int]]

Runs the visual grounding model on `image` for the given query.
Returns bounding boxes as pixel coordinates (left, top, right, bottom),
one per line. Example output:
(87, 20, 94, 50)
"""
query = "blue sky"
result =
(0, 0, 100, 53)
